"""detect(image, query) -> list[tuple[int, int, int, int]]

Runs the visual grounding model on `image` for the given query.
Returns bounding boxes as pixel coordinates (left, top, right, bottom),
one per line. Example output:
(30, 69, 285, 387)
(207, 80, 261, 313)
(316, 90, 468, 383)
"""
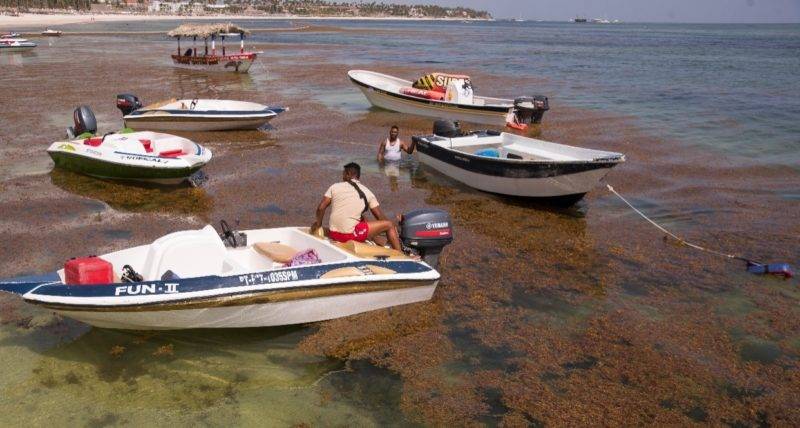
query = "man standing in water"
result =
(311, 162, 403, 251)
(377, 125, 415, 164)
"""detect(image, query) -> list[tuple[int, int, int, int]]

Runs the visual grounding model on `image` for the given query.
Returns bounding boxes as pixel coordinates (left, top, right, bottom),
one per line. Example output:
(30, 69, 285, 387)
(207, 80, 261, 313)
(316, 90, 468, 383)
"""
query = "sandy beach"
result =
(0, 12, 485, 30)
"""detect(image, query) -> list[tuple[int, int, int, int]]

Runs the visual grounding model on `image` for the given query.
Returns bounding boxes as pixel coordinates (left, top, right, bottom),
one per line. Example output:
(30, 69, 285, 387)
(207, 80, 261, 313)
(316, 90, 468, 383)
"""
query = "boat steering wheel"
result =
(190, 98, 198, 110)
(219, 220, 237, 247)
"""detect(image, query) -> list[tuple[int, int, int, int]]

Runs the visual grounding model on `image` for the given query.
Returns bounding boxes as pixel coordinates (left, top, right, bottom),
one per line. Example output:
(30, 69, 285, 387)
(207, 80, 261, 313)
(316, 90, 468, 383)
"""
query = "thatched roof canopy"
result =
(168, 23, 251, 38)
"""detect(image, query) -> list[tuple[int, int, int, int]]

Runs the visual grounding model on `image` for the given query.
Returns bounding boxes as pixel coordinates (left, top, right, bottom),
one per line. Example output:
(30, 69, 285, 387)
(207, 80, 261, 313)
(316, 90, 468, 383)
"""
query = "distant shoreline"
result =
(0, 12, 491, 29)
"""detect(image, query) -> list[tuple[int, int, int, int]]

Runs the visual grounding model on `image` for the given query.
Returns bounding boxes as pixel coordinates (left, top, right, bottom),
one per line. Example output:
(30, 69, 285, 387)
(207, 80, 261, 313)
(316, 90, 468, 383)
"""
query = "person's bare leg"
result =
(366, 220, 401, 251)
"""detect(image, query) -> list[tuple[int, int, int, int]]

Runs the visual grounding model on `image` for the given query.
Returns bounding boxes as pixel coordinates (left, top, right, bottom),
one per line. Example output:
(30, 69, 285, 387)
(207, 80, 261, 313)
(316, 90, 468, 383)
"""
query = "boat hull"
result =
(48, 150, 205, 185)
(354, 84, 509, 126)
(171, 53, 255, 73)
(0, 45, 36, 52)
(124, 114, 275, 132)
(417, 151, 613, 198)
(49, 281, 436, 329)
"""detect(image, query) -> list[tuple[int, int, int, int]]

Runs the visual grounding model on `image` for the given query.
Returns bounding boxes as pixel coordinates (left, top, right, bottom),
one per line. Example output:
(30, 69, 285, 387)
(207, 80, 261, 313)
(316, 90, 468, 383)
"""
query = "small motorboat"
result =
(47, 106, 212, 184)
(41, 28, 62, 37)
(0, 35, 36, 52)
(348, 70, 549, 129)
(0, 210, 453, 330)
(116, 94, 287, 132)
(1, 32, 21, 38)
(168, 23, 258, 73)
(412, 121, 625, 203)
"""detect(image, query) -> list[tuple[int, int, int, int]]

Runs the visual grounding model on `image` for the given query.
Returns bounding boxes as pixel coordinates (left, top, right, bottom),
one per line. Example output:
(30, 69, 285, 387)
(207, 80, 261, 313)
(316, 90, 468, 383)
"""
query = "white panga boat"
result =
(116, 94, 287, 132)
(0, 35, 36, 52)
(412, 121, 625, 203)
(47, 106, 212, 184)
(0, 210, 453, 330)
(168, 23, 258, 73)
(348, 70, 549, 129)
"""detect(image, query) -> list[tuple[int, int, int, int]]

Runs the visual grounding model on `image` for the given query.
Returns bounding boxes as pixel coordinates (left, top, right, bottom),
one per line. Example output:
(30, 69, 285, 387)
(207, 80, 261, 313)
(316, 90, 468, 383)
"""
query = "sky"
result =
(377, 0, 800, 23)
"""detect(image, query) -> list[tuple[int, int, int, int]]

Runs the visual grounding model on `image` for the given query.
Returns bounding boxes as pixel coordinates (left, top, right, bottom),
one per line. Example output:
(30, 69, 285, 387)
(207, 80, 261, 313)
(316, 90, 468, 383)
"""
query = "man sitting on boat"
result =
(377, 125, 415, 164)
(311, 162, 403, 251)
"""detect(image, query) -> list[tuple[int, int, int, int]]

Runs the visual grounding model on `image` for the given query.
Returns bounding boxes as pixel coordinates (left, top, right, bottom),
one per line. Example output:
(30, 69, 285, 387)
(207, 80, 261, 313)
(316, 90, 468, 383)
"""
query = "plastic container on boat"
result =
(65, 256, 114, 285)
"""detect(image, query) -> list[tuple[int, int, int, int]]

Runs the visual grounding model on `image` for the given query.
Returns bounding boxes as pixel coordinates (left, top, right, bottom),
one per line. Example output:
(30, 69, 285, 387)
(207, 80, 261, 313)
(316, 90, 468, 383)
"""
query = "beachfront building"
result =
(147, 0, 191, 14)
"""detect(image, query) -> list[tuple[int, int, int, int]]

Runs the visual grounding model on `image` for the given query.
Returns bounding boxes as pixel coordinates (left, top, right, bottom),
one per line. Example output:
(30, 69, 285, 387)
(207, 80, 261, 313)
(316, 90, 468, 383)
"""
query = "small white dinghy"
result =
(117, 94, 287, 132)
(48, 106, 212, 184)
(412, 121, 625, 203)
(0, 210, 453, 330)
(349, 70, 549, 129)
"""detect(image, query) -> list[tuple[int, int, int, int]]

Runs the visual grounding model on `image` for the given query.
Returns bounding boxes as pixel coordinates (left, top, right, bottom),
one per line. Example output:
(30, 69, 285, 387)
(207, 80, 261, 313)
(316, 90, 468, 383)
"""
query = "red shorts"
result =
(328, 221, 369, 243)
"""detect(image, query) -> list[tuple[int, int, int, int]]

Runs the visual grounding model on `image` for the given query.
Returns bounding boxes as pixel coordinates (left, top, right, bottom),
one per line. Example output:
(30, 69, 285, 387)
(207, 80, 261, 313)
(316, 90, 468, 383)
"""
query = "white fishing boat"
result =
(0, 210, 453, 330)
(41, 28, 62, 36)
(412, 121, 625, 203)
(116, 94, 286, 132)
(348, 70, 549, 129)
(0, 35, 36, 52)
(47, 106, 212, 184)
(168, 23, 258, 73)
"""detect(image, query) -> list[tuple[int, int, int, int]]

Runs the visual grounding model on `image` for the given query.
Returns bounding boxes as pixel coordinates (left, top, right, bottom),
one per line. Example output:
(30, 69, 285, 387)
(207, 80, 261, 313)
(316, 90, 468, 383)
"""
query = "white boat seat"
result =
(253, 242, 298, 264)
(334, 241, 409, 260)
(141, 225, 226, 280)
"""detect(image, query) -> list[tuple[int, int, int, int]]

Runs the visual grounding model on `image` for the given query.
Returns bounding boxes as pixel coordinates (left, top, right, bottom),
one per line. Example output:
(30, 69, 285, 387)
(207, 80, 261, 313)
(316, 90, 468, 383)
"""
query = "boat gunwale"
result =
(413, 133, 625, 166)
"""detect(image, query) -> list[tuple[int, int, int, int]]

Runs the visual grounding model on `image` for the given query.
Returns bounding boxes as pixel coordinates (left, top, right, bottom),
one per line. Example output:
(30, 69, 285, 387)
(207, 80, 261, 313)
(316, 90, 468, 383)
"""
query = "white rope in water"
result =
(606, 184, 752, 263)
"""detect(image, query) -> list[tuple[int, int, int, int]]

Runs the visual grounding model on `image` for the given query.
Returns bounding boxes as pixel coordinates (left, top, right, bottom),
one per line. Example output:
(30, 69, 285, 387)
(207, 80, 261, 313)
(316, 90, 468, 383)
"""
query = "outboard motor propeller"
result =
(399, 209, 453, 269)
(116, 93, 142, 116)
(66, 105, 97, 139)
(432, 119, 463, 138)
(513, 95, 549, 125)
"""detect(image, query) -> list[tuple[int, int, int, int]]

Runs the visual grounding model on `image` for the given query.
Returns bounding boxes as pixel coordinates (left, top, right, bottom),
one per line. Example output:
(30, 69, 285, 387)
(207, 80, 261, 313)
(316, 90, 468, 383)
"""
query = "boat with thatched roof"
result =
(168, 23, 258, 73)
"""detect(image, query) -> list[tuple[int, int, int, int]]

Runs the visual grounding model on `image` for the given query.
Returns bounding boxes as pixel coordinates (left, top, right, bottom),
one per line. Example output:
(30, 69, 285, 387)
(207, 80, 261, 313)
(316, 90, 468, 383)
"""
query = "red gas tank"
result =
(65, 256, 114, 285)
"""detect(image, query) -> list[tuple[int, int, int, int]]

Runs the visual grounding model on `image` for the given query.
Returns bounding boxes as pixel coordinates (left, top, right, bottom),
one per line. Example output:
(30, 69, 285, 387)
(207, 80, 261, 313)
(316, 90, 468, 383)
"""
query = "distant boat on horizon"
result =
(573, 17, 587, 23)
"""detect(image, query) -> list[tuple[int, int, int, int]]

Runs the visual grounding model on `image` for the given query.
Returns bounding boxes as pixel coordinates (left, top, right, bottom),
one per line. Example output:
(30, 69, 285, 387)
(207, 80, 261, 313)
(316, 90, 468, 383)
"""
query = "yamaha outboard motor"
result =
(66, 105, 97, 139)
(513, 95, 549, 125)
(116, 93, 142, 116)
(432, 119, 463, 138)
(400, 209, 453, 269)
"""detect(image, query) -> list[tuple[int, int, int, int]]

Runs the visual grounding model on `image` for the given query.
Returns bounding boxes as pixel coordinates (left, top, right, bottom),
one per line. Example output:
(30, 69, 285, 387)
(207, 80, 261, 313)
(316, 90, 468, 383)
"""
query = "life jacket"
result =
(412, 73, 471, 93)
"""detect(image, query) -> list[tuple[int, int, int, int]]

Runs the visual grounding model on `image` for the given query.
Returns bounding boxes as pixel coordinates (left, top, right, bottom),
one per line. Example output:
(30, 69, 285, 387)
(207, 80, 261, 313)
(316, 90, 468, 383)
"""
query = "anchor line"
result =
(606, 184, 763, 266)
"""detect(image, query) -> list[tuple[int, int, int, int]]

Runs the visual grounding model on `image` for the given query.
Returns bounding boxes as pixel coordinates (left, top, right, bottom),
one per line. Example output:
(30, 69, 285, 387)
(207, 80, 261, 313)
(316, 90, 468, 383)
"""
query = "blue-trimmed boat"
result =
(0, 216, 453, 330)
(117, 94, 286, 132)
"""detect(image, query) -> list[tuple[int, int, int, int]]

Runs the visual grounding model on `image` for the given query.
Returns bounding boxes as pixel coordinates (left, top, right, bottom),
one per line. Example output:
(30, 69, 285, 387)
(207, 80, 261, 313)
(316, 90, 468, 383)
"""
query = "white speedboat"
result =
(41, 29, 62, 37)
(116, 94, 286, 132)
(349, 70, 549, 129)
(0, 210, 453, 330)
(412, 121, 625, 203)
(48, 106, 212, 184)
(0, 36, 36, 52)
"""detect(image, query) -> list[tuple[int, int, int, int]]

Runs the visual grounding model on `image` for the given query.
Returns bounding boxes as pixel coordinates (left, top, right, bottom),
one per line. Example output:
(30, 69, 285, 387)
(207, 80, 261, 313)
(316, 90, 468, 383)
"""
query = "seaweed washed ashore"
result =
(0, 20, 798, 426)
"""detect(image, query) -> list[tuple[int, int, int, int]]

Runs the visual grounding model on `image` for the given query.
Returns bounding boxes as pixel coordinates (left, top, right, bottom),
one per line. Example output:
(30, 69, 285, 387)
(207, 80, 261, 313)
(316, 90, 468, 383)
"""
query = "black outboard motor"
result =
(66, 105, 97, 139)
(513, 95, 549, 125)
(432, 119, 464, 138)
(116, 93, 142, 116)
(400, 209, 453, 269)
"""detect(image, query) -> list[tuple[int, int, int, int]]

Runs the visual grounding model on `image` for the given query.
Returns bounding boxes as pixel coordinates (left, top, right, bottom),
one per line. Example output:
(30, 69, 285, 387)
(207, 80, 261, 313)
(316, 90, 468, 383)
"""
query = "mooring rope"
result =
(606, 184, 762, 265)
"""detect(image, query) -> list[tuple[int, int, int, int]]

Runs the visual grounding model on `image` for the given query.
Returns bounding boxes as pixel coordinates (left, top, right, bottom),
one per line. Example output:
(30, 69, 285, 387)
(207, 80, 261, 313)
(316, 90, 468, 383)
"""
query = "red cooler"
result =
(65, 256, 114, 285)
